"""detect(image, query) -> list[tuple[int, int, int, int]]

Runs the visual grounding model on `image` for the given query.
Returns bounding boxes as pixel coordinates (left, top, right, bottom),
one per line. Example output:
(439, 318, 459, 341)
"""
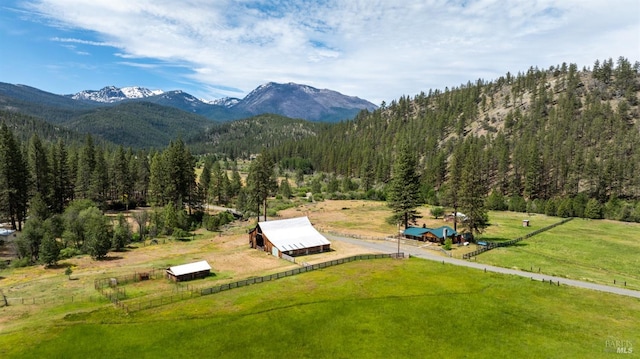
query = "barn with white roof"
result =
(249, 216, 331, 258)
(166, 260, 211, 282)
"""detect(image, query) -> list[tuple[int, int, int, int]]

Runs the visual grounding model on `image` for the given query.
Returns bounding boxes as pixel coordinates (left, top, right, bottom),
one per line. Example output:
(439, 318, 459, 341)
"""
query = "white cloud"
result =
(23, 0, 640, 103)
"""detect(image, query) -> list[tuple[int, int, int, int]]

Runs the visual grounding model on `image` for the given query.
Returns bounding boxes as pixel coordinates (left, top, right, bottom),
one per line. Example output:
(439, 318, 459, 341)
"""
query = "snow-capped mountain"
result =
(67, 82, 377, 122)
(209, 97, 240, 108)
(70, 86, 163, 103)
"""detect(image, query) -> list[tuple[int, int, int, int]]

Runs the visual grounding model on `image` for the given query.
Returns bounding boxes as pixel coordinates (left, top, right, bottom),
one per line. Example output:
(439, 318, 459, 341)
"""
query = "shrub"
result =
(584, 199, 603, 219)
(443, 238, 452, 250)
(59, 247, 83, 259)
(508, 195, 527, 212)
(430, 207, 445, 219)
(11, 257, 31, 268)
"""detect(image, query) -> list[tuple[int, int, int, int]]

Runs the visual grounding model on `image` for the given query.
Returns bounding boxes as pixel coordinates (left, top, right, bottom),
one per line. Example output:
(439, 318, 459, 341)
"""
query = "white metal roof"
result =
(258, 216, 330, 252)
(167, 260, 211, 276)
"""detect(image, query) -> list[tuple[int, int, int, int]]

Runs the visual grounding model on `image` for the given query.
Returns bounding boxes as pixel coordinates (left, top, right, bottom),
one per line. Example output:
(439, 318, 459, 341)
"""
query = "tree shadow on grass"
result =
(46, 263, 71, 270)
(479, 236, 510, 242)
(98, 256, 123, 261)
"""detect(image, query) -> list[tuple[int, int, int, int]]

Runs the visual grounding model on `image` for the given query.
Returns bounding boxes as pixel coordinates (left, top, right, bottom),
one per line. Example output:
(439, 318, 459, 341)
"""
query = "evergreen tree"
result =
(199, 160, 212, 205)
(0, 124, 29, 230)
(584, 198, 603, 219)
(280, 178, 292, 199)
(387, 144, 422, 229)
(28, 134, 52, 205)
(39, 232, 60, 267)
(458, 138, 489, 234)
(50, 139, 72, 213)
(246, 149, 277, 221)
(75, 135, 96, 200)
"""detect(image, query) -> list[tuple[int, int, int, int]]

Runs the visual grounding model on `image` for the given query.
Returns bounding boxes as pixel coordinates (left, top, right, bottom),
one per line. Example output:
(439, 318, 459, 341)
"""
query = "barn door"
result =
(272, 247, 279, 257)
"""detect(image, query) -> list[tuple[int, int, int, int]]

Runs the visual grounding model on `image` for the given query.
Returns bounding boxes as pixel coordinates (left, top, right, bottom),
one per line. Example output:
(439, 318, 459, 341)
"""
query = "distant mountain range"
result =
(64, 82, 377, 122)
(0, 81, 376, 148)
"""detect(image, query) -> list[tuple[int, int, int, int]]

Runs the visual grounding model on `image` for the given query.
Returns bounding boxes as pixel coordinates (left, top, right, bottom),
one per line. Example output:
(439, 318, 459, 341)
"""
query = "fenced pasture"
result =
(462, 218, 573, 259)
(476, 218, 640, 290)
(94, 253, 405, 313)
(5, 258, 639, 359)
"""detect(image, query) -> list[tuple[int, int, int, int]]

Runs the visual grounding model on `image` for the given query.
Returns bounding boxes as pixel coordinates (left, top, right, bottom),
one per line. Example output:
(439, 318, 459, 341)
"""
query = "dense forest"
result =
(188, 114, 328, 156)
(2, 56, 640, 268)
(272, 57, 640, 221)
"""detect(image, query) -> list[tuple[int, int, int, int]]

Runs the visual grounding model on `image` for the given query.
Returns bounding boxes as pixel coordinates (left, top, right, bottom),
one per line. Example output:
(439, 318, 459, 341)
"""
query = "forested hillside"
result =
(273, 57, 640, 220)
(0, 110, 88, 144)
(64, 102, 215, 148)
(188, 114, 328, 156)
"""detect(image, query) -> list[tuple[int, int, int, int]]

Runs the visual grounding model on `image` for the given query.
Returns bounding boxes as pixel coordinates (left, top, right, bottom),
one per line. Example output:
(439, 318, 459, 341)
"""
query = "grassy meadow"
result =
(2, 258, 639, 358)
(475, 218, 640, 290)
(1, 201, 640, 358)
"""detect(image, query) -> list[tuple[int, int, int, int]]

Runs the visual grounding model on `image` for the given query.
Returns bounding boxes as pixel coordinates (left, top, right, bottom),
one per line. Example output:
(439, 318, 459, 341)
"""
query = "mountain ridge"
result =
(64, 82, 377, 122)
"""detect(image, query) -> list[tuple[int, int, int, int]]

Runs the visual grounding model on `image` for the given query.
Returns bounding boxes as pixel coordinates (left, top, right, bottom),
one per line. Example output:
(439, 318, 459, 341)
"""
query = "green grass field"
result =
(476, 218, 640, 290)
(2, 258, 638, 358)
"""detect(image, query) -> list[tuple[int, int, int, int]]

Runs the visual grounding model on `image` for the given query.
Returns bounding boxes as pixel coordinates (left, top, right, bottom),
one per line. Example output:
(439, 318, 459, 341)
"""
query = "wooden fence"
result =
(462, 218, 574, 259)
(281, 252, 296, 263)
(95, 252, 404, 312)
(199, 253, 404, 296)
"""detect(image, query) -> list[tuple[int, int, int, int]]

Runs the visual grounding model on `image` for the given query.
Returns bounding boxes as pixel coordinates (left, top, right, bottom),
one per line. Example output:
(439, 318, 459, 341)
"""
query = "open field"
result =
(1, 200, 639, 357)
(0, 213, 372, 335)
(475, 218, 640, 290)
(2, 258, 639, 358)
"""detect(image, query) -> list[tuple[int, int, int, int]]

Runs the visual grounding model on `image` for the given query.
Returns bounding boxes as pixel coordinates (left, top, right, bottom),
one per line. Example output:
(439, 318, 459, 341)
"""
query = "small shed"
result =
(166, 260, 211, 282)
(249, 216, 331, 258)
(522, 219, 530, 227)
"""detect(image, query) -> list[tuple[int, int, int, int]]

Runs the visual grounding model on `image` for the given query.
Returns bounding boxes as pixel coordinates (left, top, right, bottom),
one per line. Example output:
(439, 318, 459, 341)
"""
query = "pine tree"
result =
(387, 143, 422, 229)
(75, 135, 96, 200)
(199, 160, 212, 205)
(50, 139, 72, 213)
(458, 138, 489, 234)
(280, 178, 292, 199)
(246, 149, 277, 221)
(39, 233, 60, 267)
(28, 134, 52, 205)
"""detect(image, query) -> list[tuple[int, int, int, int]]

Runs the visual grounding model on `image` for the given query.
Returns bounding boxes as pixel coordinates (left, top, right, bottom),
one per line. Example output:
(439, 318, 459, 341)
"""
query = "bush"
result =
(11, 257, 31, 268)
(486, 191, 507, 211)
(59, 247, 83, 259)
(443, 238, 452, 250)
(173, 228, 191, 240)
(508, 195, 527, 212)
(584, 199, 603, 219)
(430, 206, 445, 219)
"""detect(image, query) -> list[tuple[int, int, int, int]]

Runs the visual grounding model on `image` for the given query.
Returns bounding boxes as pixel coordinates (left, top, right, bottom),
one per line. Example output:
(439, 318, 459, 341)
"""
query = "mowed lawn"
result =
(476, 218, 640, 290)
(2, 258, 639, 358)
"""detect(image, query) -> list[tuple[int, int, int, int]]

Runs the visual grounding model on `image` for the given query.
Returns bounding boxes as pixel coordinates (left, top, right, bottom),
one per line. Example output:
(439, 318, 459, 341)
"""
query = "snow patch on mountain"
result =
(71, 86, 163, 103)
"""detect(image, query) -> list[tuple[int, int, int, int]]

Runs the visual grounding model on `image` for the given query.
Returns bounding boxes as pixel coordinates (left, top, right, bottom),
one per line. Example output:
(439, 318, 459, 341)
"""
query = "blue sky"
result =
(1, 0, 638, 104)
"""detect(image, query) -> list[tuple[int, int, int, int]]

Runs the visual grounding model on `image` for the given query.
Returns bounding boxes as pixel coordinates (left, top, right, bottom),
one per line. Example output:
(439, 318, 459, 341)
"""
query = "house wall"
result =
(166, 269, 210, 282)
(284, 244, 331, 257)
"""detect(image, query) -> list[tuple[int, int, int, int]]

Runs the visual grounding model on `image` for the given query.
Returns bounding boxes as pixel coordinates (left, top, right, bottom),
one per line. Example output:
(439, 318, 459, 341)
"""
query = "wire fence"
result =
(94, 269, 164, 290)
(95, 252, 404, 313)
(0, 294, 107, 307)
(462, 217, 574, 259)
(199, 253, 404, 296)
